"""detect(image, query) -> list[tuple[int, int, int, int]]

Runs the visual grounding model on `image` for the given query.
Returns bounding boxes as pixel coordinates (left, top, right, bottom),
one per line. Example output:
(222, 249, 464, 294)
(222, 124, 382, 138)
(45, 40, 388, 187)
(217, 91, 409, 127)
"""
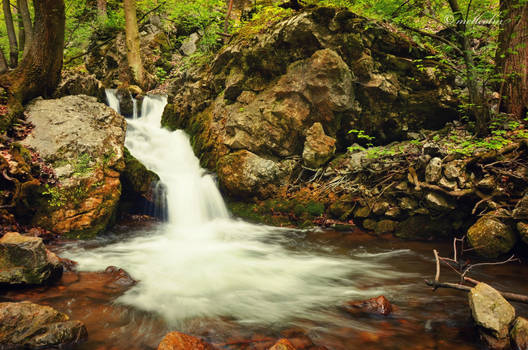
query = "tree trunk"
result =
(0, 0, 65, 129)
(3, 0, 19, 67)
(447, 0, 490, 135)
(123, 0, 146, 87)
(17, 8, 25, 55)
(17, 0, 33, 58)
(0, 48, 8, 74)
(496, 0, 528, 118)
(97, 0, 107, 17)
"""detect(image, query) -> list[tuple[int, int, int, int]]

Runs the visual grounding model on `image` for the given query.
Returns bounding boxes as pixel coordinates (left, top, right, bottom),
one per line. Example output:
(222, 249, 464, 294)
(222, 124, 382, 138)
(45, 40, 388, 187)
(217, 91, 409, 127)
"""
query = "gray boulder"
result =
(0, 232, 62, 286)
(180, 32, 200, 56)
(0, 302, 87, 348)
(468, 283, 515, 349)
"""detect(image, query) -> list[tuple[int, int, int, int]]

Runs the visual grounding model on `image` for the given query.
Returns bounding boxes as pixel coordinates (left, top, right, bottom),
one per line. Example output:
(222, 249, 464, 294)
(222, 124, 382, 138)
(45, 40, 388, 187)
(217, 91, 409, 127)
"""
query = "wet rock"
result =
(425, 157, 442, 183)
(116, 87, 134, 117)
(157, 331, 215, 350)
(517, 222, 528, 245)
(511, 317, 528, 350)
(269, 338, 296, 350)
(345, 295, 393, 316)
(0, 232, 62, 285)
(513, 193, 528, 220)
(121, 147, 160, 202)
(180, 33, 200, 56)
(0, 302, 87, 348)
(467, 216, 517, 258)
(104, 266, 137, 289)
(469, 283, 515, 349)
(302, 123, 336, 168)
(425, 192, 455, 211)
(375, 220, 397, 234)
(384, 206, 402, 219)
(23, 95, 126, 238)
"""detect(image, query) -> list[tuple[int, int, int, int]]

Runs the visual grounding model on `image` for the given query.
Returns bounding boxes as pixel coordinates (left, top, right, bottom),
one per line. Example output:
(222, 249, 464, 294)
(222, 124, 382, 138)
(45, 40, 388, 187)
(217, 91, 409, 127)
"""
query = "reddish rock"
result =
(104, 266, 137, 289)
(269, 338, 296, 350)
(158, 332, 215, 350)
(345, 295, 393, 316)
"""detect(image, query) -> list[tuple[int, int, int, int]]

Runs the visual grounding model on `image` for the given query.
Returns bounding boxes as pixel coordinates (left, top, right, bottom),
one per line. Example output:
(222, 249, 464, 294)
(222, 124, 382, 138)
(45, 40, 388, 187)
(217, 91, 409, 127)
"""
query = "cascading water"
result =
(66, 90, 414, 328)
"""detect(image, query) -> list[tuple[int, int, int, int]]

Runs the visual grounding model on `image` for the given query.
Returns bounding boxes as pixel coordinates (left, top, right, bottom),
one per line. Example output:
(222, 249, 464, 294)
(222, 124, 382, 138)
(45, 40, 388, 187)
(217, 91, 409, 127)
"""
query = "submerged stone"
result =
(158, 331, 215, 350)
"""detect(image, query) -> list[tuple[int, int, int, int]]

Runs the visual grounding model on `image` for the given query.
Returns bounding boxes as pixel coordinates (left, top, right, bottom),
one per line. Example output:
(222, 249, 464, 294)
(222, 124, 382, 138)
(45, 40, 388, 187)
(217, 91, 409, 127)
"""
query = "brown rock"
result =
(345, 295, 393, 316)
(158, 332, 215, 350)
(302, 123, 336, 168)
(511, 317, 528, 350)
(269, 338, 296, 350)
(0, 302, 87, 348)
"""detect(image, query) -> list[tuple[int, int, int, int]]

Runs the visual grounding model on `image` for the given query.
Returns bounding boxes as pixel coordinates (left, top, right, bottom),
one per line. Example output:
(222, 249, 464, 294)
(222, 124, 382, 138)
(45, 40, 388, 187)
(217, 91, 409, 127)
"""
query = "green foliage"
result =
(42, 184, 66, 208)
(73, 153, 93, 177)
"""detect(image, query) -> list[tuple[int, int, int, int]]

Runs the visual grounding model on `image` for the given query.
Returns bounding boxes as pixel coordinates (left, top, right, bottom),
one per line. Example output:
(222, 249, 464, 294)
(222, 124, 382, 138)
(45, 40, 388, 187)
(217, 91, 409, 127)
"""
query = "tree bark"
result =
(17, 7, 25, 55)
(16, 0, 33, 58)
(496, 0, 528, 118)
(0, 0, 65, 129)
(3, 0, 18, 67)
(123, 0, 146, 88)
(447, 0, 491, 135)
(97, 0, 107, 17)
(0, 48, 8, 74)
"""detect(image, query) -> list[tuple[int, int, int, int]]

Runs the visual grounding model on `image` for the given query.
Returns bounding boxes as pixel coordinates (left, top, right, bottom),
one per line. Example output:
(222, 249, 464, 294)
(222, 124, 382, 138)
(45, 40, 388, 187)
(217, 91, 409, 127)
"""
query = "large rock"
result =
(217, 150, 295, 199)
(162, 8, 459, 200)
(302, 122, 336, 168)
(468, 283, 515, 349)
(157, 331, 215, 350)
(53, 70, 105, 102)
(0, 302, 87, 348)
(511, 317, 528, 350)
(23, 95, 126, 238)
(121, 147, 160, 202)
(467, 216, 517, 258)
(0, 232, 62, 285)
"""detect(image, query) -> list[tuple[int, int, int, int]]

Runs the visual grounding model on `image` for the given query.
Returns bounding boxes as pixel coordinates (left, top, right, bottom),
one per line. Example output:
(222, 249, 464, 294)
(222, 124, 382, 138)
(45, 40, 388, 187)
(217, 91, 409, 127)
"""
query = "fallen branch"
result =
(425, 280, 528, 304)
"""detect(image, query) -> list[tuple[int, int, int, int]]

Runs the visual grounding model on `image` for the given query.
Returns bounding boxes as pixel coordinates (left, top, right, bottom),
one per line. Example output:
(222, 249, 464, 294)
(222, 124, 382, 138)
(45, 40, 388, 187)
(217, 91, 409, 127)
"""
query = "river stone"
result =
(302, 122, 336, 168)
(467, 217, 517, 258)
(511, 317, 528, 350)
(23, 95, 126, 238)
(375, 219, 397, 234)
(396, 215, 452, 240)
(0, 232, 62, 285)
(513, 193, 528, 220)
(468, 283, 515, 343)
(517, 221, 528, 245)
(158, 331, 215, 350)
(269, 338, 296, 350)
(0, 302, 87, 348)
(362, 218, 377, 230)
(443, 160, 463, 180)
(398, 197, 417, 211)
(425, 157, 442, 183)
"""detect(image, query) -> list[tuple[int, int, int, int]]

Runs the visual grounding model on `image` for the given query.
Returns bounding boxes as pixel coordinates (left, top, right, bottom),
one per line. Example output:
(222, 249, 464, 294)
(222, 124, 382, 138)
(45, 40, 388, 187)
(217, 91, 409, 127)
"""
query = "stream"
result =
(3, 92, 528, 350)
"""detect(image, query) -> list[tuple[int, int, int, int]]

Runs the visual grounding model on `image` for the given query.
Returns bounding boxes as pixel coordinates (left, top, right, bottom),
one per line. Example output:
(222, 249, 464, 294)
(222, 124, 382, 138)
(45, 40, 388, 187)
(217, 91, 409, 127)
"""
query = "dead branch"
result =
(425, 280, 528, 304)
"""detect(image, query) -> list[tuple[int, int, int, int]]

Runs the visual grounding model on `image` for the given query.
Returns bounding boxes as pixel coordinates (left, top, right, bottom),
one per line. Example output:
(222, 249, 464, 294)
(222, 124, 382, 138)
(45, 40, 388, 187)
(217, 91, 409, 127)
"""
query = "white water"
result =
(67, 91, 414, 327)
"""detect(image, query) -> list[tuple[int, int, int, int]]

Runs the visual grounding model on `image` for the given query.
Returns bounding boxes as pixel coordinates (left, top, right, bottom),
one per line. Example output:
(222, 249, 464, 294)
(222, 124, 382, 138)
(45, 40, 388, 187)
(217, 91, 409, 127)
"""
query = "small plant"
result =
(73, 153, 93, 177)
(42, 184, 66, 208)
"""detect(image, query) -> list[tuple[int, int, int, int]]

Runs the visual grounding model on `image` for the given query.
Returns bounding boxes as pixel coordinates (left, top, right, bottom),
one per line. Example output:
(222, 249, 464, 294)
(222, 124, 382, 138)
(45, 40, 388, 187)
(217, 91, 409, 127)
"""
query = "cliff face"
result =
(161, 8, 460, 200)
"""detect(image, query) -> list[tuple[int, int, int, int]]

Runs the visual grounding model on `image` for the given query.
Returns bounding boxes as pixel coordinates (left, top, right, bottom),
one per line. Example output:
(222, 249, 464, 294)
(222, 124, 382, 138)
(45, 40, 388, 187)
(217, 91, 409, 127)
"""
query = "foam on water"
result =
(66, 91, 414, 327)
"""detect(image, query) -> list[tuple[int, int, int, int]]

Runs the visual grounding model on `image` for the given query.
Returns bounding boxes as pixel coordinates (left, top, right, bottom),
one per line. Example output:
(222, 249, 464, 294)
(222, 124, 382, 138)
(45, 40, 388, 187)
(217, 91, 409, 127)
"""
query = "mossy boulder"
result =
(122, 147, 160, 201)
(0, 232, 62, 286)
(467, 216, 517, 258)
(23, 95, 126, 238)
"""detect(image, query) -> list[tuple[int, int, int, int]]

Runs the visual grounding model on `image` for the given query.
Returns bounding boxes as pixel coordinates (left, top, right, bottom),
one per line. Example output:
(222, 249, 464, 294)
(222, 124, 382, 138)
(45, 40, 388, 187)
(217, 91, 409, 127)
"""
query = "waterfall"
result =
(64, 90, 413, 328)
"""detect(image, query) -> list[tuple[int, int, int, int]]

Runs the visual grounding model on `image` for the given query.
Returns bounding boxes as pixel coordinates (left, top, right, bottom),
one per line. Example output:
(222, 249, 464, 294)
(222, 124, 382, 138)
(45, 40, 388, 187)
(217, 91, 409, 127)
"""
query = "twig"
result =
(425, 280, 528, 304)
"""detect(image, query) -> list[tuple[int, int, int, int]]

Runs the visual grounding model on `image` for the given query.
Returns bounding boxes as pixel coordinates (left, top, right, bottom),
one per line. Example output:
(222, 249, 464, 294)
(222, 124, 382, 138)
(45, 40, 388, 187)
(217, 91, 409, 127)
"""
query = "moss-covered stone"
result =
(467, 217, 517, 258)
(122, 147, 159, 201)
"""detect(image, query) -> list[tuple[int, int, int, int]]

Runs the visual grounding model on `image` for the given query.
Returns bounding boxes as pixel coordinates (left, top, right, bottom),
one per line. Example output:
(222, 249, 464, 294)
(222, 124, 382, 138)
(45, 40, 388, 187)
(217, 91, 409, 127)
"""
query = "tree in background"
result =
(0, 0, 65, 129)
(16, 0, 32, 58)
(97, 0, 107, 17)
(496, 0, 527, 118)
(123, 0, 147, 88)
(3, 0, 18, 67)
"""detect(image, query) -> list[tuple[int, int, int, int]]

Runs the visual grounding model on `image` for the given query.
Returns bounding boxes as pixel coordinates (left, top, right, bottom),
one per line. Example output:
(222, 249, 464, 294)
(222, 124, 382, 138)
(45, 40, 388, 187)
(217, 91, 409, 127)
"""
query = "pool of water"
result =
(2, 227, 527, 350)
